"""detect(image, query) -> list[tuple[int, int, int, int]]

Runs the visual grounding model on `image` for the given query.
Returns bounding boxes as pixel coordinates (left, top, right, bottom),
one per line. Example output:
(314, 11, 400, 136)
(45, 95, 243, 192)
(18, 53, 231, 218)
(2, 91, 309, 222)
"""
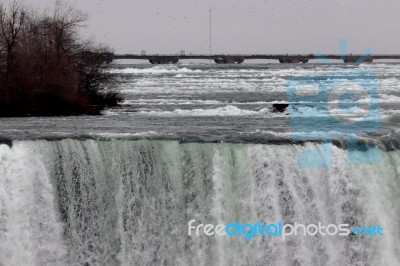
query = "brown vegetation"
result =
(0, 0, 121, 116)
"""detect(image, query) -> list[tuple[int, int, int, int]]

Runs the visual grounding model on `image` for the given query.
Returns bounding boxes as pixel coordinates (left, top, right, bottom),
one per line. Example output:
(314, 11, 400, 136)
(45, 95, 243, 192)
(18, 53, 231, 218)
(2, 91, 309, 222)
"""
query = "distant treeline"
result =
(0, 0, 121, 116)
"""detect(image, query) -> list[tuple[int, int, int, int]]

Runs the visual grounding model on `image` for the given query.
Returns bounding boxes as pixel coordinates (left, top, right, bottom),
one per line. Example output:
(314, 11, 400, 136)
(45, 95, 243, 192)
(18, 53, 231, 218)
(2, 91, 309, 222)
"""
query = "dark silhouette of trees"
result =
(0, 0, 25, 77)
(0, 0, 121, 116)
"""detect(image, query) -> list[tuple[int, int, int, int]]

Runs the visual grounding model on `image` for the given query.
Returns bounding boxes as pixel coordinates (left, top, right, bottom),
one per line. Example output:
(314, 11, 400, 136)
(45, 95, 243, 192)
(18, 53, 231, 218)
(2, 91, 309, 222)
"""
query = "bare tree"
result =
(51, 0, 87, 57)
(0, 0, 120, 116)
(0, 0, 26, 76)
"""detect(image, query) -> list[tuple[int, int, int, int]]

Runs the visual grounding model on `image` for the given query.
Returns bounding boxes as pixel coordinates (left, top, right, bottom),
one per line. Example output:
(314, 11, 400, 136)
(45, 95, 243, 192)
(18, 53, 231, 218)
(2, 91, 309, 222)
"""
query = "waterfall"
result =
(0, 139, 399, 266)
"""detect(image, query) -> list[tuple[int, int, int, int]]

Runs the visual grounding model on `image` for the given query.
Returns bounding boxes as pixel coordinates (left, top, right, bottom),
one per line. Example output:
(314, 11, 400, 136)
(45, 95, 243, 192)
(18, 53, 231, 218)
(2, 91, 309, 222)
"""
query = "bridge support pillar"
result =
(214, 56, 244, 64)
(343, 56, 373, 63)
(149, 57, 179, 64)
(279, 57, 309, 63)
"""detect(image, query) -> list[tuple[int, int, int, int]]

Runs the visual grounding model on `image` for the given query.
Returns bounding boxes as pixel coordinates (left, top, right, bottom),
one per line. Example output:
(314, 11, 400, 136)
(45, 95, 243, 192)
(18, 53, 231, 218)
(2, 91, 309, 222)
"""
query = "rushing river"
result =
(1, 63, 400, 265)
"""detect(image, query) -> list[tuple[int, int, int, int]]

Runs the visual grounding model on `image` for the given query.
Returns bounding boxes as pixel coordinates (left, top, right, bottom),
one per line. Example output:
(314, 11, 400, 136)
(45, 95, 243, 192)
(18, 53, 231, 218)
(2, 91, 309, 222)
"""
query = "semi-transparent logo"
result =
(287, 41, 382, 168)
(188, 219, 384, 241)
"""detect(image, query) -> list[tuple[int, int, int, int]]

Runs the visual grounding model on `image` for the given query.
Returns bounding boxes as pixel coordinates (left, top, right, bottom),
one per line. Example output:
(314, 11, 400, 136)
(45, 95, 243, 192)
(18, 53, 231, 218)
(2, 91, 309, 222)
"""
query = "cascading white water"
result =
(0, 139, 399, 266)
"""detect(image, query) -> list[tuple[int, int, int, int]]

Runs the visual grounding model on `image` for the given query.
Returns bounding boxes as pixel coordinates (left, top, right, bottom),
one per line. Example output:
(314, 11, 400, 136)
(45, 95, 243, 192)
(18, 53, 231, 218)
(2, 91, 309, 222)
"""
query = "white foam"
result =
(121, 99, 223, 106)
(139, 105, 272, 117)
(90, 131, 160, 138)
(110, 67, 202, 74)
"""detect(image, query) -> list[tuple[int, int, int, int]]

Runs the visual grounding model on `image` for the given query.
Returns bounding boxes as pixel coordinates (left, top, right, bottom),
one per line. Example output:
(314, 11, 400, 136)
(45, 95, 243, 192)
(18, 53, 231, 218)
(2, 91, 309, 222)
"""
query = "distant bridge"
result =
(112, 54, 400, 64)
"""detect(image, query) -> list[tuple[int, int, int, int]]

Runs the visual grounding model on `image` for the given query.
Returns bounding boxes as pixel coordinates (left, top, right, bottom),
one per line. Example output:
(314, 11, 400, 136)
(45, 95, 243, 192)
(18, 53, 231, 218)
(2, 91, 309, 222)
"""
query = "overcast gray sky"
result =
(21, 0, 400, 54)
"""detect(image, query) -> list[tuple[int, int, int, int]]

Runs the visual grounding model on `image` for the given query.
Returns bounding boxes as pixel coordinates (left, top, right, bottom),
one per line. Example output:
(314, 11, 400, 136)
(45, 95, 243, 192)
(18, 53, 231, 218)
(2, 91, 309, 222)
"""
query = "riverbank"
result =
(0, 2, 122, 117)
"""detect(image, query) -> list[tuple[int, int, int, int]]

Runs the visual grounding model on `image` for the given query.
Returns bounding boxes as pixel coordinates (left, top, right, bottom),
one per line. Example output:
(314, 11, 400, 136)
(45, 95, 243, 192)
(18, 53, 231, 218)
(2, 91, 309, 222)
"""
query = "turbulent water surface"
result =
(1, 63, 400, 142)
(1, 63, 400, 266)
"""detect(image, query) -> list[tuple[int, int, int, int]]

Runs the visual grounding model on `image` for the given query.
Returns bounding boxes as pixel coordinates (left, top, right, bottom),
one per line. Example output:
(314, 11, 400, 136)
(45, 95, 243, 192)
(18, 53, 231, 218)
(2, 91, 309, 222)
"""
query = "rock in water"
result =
(272, 103, 289, 113)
